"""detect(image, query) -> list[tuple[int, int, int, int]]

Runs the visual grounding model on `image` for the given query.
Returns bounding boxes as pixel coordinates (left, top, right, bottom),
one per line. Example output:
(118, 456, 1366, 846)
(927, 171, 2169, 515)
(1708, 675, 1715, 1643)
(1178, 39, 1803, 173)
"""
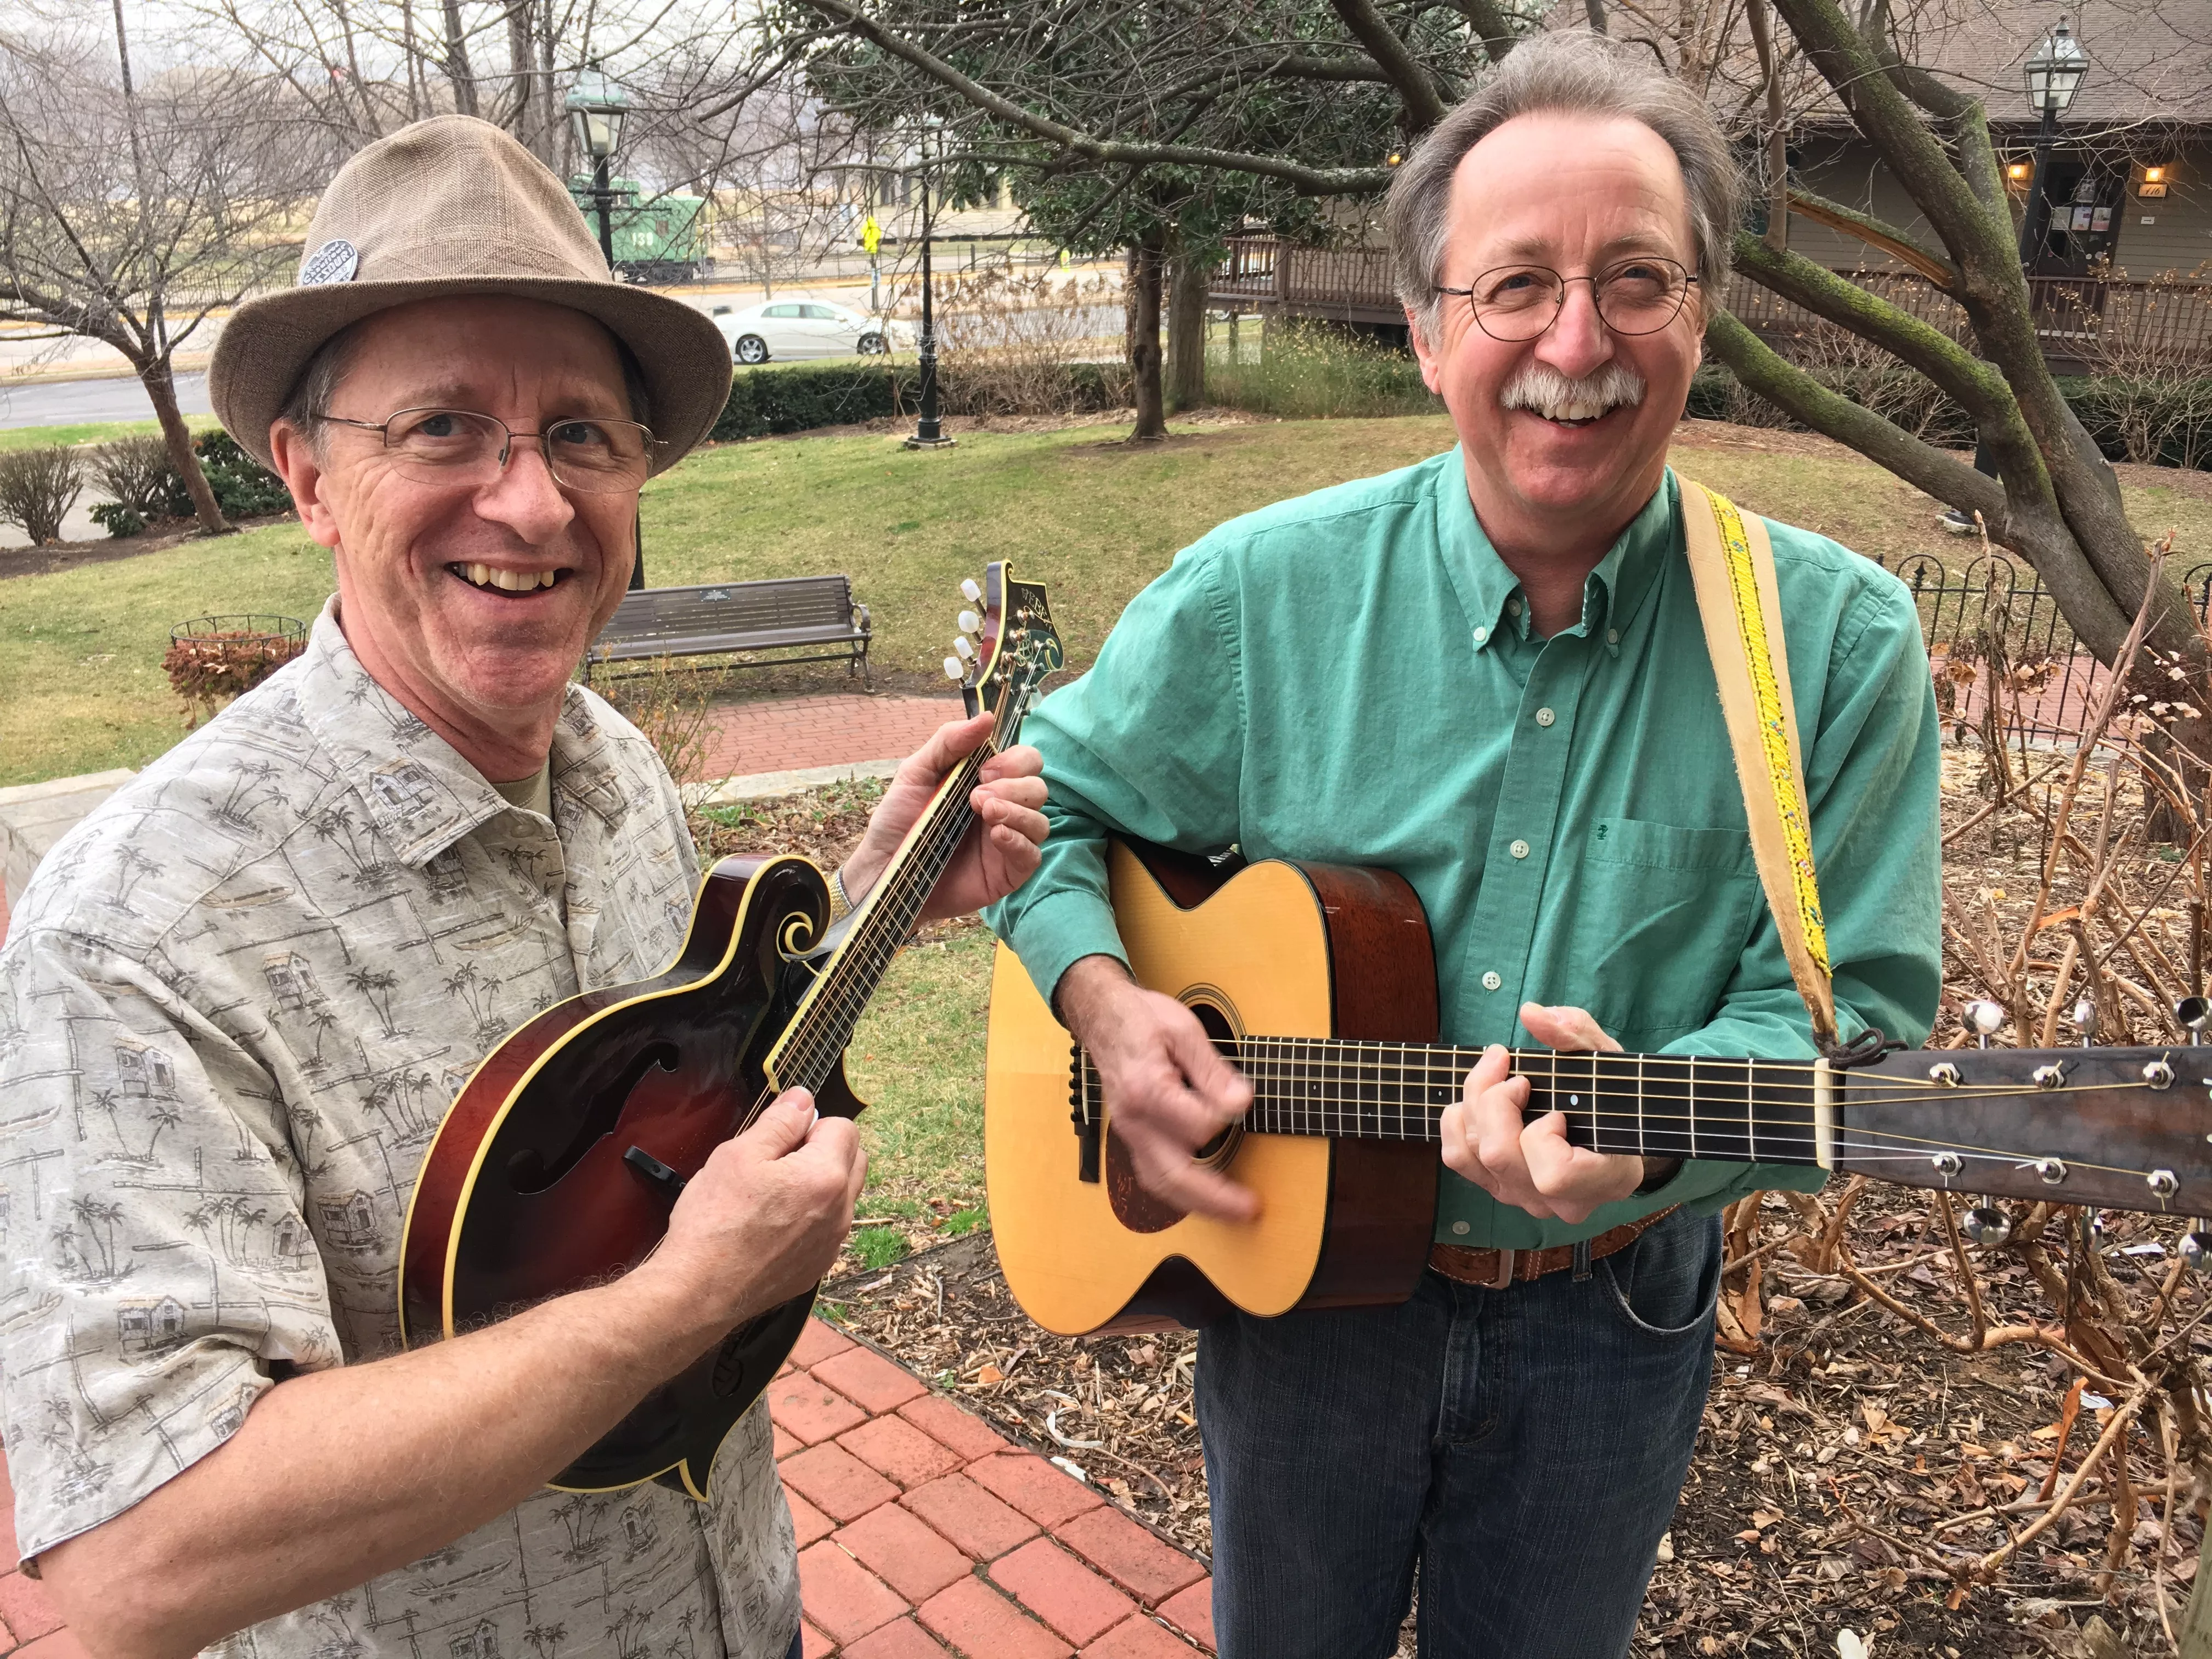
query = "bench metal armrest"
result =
(851, 602, 872, 636)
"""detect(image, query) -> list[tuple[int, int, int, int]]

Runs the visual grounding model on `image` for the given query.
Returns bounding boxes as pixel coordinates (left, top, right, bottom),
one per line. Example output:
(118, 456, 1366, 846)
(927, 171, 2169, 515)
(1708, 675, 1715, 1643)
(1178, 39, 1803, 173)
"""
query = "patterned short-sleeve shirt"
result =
(0, 602, 799, 1658)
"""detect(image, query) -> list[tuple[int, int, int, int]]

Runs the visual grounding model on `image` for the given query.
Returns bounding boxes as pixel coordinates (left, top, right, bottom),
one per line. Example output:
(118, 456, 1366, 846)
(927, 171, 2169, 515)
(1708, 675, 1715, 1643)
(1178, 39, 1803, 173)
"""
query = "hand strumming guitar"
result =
(1441, 1002, 1681, 1225)
(1056, 955, 1259, 1223)
(840, 712, 1048, 921)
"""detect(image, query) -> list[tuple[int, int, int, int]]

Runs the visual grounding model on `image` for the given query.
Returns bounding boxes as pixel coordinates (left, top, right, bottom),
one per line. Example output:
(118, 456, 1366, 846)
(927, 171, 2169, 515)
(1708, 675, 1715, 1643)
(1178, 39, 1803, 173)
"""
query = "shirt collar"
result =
(1435, 451, 1680, 654)
(291, 597, 636, 866)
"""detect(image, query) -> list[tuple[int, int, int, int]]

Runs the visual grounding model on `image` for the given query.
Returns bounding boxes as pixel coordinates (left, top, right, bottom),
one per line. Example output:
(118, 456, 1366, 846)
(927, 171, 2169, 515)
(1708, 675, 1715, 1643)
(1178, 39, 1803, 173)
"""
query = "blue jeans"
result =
(1197, 1206, 1722, 1659)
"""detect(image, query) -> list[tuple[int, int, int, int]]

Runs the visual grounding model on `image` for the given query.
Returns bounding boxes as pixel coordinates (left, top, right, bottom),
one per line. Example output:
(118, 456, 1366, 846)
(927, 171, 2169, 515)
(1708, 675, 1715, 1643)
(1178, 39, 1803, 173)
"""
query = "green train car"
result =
(568, 177, 712, 284)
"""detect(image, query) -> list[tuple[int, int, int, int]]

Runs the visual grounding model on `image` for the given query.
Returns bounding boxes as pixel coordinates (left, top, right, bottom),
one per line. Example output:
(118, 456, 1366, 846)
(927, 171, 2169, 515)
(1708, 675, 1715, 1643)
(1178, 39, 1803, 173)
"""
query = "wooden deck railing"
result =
(1214, 236, 2212, 368)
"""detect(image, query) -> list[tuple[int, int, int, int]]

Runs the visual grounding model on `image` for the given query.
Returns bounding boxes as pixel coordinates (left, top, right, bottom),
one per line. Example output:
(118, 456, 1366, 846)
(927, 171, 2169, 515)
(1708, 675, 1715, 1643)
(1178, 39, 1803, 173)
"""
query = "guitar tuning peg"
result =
(2178, 996, 2209, 1044)
(943, 656, 966, 682)
(2072, 997, 2096, 1048)
(1963, 1000, 2006, 1048)
(2183, 1221, 2212, 1272)
(961, 578, 983, 603)
(1962, 1204, 2013, 1246)
(958, 610, 981, 634)
(953, 636, 977, 662)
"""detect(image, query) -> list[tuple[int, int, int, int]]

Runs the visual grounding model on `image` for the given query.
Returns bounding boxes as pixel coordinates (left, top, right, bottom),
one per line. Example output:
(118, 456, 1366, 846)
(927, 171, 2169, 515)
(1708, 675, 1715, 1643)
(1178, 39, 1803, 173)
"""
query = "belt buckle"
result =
(1485, 1247, 1516, 1290)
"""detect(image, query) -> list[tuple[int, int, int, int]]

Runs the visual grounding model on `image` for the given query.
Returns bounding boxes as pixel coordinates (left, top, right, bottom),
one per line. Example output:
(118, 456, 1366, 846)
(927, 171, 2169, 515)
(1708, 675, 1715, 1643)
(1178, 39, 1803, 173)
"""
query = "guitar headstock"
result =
(1847, 1039, 2212, 1214)
(944, 561, 1063, 738)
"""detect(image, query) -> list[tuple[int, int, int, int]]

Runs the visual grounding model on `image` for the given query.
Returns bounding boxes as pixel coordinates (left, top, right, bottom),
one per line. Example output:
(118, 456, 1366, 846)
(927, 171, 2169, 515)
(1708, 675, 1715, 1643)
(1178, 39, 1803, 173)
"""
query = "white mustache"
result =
(1499, 362, 1646, 423)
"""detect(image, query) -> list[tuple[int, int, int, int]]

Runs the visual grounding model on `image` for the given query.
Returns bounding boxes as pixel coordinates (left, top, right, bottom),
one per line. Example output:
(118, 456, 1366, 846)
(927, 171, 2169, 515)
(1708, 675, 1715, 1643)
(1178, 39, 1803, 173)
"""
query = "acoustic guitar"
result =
(400, 562, 1063, 1498)
(985, 837, 2212, 1336)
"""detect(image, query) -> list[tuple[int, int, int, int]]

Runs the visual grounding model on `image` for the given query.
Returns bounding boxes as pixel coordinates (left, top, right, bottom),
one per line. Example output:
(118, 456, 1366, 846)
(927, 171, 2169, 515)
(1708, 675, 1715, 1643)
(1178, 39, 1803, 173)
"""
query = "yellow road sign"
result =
(861, 215, 882, 255)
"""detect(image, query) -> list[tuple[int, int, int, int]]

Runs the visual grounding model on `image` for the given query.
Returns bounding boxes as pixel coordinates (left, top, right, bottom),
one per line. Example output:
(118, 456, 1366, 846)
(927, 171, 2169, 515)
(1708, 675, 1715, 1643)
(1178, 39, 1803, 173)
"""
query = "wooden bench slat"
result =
(583, 573, 871, 685)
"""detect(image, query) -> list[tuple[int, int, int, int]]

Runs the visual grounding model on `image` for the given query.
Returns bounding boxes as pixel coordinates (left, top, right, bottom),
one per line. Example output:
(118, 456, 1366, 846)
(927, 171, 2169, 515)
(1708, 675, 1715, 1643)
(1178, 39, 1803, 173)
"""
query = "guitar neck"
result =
(1080, 1039, 1827, 1169)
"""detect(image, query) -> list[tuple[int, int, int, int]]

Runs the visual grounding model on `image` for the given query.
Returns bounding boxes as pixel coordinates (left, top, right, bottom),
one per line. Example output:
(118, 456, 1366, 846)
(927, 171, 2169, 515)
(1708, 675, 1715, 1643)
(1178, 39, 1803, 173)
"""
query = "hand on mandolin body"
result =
(645, 1091, 867, 1333)
(1057, 955, 1259, 1223)
(1440, 1002, 1678, 1225)
(841, 712, 1048, 918)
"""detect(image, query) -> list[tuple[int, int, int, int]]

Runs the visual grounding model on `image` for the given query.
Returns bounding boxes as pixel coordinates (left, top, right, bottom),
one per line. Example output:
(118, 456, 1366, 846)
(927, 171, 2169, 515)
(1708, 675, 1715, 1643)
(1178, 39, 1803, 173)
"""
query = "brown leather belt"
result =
(1427, 1205, 1679, 1290)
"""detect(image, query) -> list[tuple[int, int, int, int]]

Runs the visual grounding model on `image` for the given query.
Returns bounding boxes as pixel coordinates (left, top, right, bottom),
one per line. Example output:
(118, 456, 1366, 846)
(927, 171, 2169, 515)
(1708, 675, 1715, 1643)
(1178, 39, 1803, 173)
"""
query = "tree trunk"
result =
(1126, 238, 1167, 441)
(505, 1, 549, 161)
(1167, 242, 1209, 412)
(139, 354, 230, 534)
(442, 0, 479, 117)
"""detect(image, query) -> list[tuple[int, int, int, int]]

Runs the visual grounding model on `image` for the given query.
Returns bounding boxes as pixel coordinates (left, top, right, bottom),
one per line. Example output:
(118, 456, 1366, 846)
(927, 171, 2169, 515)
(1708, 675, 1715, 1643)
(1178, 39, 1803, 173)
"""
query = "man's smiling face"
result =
(273, 295, 641, 769)
(1410, 111, 1704, 547)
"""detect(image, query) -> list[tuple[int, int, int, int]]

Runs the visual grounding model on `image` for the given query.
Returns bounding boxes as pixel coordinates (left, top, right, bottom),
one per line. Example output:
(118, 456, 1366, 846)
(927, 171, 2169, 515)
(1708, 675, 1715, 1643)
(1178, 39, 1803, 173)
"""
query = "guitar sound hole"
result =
(507, 1041, 681, 1195)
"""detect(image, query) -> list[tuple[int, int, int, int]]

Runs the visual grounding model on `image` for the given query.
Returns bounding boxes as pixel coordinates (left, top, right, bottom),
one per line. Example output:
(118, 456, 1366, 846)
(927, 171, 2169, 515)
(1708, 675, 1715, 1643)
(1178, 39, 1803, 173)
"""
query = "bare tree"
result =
(0, 14, 309, 532)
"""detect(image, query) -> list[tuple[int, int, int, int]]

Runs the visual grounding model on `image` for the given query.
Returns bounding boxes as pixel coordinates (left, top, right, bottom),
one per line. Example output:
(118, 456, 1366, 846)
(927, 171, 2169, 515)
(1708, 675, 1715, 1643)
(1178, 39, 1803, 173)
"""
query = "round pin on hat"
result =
(300, 239, 359, 285)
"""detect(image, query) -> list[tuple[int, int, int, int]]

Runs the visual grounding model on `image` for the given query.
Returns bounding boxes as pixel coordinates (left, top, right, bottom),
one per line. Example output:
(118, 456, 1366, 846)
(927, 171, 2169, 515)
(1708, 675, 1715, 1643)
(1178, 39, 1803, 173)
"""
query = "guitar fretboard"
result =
(1076, 1039, 1824, 1168)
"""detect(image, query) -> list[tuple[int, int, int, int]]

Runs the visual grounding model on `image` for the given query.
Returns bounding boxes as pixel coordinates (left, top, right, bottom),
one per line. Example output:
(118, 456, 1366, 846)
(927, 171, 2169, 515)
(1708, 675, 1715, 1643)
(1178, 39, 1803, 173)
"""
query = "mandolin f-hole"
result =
(507, 1041, 681, 1195)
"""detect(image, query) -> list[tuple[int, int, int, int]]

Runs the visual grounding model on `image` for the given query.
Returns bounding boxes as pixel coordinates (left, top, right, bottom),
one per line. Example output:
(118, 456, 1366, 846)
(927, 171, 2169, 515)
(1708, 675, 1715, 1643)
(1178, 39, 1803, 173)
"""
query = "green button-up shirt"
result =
(987, 449, 1942, 1249)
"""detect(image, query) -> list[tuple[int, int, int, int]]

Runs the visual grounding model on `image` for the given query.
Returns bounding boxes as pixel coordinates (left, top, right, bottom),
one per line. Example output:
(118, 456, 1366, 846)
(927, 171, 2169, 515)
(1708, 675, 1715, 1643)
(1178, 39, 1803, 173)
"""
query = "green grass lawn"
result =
(9, 413, 2212, 788)
(0, 412, 220, 454)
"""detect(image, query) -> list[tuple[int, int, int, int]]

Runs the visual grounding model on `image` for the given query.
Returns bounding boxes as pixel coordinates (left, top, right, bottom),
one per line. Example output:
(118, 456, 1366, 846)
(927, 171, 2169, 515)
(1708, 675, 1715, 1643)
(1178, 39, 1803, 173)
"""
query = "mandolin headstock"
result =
(1843, 1041, 2212, 1214)
(944, 561, 1063, 738)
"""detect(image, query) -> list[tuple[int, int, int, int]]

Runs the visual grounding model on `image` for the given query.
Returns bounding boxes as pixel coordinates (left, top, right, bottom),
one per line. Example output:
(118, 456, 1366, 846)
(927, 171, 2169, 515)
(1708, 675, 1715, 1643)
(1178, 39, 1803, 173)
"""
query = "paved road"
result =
(0, 371, 210, 431)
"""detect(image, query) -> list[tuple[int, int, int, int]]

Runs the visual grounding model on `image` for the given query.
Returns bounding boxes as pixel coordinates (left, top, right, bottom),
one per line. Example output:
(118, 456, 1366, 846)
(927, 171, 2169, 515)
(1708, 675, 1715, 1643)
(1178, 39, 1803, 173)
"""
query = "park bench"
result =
(583, 574, 872, 686)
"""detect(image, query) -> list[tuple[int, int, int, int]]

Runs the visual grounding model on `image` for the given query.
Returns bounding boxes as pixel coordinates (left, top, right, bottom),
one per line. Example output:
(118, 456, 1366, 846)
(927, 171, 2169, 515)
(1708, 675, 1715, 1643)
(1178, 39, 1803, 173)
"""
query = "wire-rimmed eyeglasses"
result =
(316, 407, 659, 494)
(1434, 257, 1700, 343)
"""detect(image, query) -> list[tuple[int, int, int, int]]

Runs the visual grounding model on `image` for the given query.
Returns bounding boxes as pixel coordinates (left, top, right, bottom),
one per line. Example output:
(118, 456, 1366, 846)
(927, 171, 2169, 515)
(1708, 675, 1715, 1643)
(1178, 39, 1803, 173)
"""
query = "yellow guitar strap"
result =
(1678, 479, 1840, 1052)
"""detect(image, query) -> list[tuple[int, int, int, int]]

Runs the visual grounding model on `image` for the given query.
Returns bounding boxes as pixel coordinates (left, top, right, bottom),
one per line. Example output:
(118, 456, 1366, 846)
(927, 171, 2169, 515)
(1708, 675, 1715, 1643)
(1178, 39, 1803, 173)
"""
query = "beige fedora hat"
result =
(211, 114, 730, 476)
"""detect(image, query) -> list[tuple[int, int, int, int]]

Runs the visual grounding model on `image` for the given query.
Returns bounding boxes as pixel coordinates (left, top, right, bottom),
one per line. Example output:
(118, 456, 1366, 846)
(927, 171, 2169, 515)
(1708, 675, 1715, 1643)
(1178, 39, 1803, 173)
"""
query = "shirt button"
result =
(1507, 597, 1523, 616)
(1510, 839, 1530, 859)
(1452, 1221, 1471, 1235)
(1472, 625, 1488, 644)
(1606, 628, 1620, 645)
(1534, 707, 1556, 727)
(1482, 970, 1503, 991)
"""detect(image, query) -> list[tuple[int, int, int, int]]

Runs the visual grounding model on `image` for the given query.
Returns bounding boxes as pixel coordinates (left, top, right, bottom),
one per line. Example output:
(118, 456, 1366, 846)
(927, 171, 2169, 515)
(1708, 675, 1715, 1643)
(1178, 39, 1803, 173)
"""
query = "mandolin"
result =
(400, 562, 1063, 1498)
(985, 837, 2212, 1336)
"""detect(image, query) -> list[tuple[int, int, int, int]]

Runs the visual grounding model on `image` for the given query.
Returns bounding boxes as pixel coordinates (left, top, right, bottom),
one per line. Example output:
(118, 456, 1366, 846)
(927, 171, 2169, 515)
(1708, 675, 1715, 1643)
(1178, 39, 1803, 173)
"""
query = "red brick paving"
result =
(770, 1372, 872, 1445)
(699, 693, 966, 782)
(0, 1318, 1214, 1658)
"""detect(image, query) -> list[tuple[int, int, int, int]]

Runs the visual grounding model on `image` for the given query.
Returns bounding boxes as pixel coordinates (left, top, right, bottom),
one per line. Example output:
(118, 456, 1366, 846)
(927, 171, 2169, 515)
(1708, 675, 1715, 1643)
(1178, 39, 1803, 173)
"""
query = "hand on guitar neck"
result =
(1059, 960, 1677, 1228)
(839, 712, 1048, 919)
(1444, 1003, 1681, 1225)
(1058, 955, 1260, 1222)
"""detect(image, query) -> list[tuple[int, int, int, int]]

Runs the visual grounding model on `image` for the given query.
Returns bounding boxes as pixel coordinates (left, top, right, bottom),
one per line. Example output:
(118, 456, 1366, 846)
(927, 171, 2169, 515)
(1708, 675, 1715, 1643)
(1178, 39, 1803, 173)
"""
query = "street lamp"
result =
(905, 120, 953, 451)
(1940, 15, 2088, 533)
(2018, 19, 2089, 262)
(566, 62, 630, 273)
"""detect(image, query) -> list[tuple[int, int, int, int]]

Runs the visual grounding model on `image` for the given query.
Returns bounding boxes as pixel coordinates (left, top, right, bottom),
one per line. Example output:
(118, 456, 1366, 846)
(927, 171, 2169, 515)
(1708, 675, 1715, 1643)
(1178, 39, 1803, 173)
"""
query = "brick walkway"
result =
(699, 694, 966, 785)
(0, 1319, 1212, 1658)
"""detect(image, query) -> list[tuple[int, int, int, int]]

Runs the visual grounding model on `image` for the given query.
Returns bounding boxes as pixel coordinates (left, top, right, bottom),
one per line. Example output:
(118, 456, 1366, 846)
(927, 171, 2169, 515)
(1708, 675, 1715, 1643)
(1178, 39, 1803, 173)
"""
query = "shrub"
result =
(1206, 319, 1437, 420)
(88, 504, 147, 539)
(708, 357, 1130, 442)
(598, 656, 727, 791)
(0, 445, 85, 544)
(194, 429, 290, 517)
(164, 614, 306, 727)
(89, 434, 190, 525)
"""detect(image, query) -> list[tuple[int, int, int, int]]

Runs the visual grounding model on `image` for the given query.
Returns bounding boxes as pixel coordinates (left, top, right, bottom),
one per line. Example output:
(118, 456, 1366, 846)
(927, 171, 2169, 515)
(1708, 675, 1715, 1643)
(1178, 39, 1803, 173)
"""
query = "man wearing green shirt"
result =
(986, 30, 1940, 1659)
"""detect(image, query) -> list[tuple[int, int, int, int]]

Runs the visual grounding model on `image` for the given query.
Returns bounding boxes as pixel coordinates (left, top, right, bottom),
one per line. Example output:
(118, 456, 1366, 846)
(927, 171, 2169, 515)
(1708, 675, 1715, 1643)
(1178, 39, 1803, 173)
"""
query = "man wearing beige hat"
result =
(0, 116, 1046, 1658)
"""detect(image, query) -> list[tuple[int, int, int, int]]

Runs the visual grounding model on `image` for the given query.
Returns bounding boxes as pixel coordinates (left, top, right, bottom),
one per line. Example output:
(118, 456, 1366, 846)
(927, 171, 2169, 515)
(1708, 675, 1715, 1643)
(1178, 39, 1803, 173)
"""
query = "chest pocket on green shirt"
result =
(1571, 817, 1759, 1048)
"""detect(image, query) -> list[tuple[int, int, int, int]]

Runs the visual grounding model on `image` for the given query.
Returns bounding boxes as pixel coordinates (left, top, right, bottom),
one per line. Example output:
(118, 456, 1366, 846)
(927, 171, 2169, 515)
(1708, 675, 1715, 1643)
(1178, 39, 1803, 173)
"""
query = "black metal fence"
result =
(1879, 552, 2212, 747)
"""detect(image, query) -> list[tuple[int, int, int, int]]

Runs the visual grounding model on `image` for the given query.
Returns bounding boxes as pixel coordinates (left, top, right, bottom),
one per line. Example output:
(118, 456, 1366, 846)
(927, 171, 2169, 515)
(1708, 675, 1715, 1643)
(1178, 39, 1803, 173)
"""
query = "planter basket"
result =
(164, 613, 308, 727)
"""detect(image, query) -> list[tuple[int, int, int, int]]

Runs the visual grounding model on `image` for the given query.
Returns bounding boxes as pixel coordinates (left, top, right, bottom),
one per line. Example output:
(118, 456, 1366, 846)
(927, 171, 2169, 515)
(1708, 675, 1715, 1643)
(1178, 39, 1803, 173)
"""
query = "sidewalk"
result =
(0, 1317, 1214, 1657)
(697, 693, 964, 786)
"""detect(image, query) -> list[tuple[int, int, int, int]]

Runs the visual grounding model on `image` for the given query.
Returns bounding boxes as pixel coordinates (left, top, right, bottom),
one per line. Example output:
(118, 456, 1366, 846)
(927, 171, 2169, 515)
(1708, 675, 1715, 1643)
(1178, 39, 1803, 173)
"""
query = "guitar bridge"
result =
(1069, 1047, 1101, 1183)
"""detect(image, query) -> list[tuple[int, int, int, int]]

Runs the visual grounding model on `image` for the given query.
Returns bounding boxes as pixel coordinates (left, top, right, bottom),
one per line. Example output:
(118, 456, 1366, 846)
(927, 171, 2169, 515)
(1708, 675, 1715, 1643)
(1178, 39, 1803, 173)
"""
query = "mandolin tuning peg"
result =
(953, 635, 977, 662)
(2179, 996, 2210, 1044)
(2183, 1221, 2212, 1272)
(1963, 1205, 2013, 1247)
(1963, 1000, 2006, 1048)
(958, 610, 981, 634)
(2083, 1208, 2107, 1248)
(943, 655, 966, 682)
(2072, 998, 2097, 1047)
(961, 578, 983, 603)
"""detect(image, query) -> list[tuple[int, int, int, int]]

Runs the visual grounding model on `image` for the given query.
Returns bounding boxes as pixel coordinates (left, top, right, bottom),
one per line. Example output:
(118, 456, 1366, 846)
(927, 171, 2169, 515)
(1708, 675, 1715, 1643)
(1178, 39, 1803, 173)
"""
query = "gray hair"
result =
(1387, 31, 1740, 345)
(273, 313, 653, 456)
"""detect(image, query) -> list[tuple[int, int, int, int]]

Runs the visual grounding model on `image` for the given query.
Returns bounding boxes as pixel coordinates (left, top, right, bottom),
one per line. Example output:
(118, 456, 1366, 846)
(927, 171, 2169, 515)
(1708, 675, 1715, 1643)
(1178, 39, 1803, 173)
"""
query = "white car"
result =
(709, 299, 910, 364)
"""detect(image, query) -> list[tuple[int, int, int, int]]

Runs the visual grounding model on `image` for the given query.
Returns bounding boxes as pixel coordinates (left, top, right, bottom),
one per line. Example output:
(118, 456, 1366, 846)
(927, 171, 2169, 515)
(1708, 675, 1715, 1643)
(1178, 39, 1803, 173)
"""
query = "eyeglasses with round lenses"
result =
(1434, 257, 1700, 343)
(316, 407, 659, 494)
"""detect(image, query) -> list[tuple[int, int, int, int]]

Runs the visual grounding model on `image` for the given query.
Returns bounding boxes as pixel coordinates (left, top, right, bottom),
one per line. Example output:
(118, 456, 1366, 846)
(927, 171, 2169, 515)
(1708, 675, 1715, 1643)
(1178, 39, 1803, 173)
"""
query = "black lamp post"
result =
(566, 64, 646, 586)
(566, 63, 630, 273)
(1941, 14, 2088, 533)
(2018, 19, 2089, 264)
(906, 120, 954, 450)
